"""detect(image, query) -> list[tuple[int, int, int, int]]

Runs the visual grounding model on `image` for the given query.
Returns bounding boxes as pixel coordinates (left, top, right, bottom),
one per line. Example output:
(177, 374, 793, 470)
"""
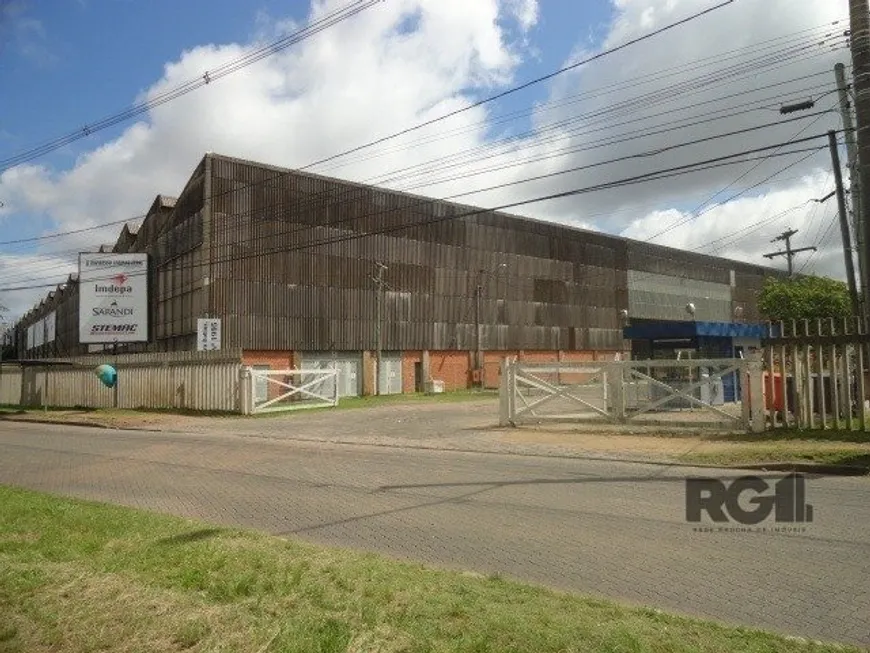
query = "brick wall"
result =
(242, 350, 295, 369)
(241, 350, 295, 403)
(241, 348, 628, 396)
(483, 350, 520, 389)
(426, 351, 474, 391)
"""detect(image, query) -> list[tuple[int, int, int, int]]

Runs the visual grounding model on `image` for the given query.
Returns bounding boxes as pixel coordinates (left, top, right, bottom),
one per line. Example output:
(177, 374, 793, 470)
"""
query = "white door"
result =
(299, 353, 362, 398)
(252, 365, 269, 404)
(378, 353, 402, 395)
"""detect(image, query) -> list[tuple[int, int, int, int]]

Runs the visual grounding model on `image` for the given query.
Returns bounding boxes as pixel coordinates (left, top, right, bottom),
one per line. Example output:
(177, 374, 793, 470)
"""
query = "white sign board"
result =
(33, 317, 44, 348)
(197, 318, 221, 351)
(45, 310, 56, 344)
(78, 253, 149, 344)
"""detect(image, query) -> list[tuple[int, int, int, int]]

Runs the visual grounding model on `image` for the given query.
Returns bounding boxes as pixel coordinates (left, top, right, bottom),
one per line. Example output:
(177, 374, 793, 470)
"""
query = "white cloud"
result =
(0, 0, 857, 321)
(0, 253, 78, 320)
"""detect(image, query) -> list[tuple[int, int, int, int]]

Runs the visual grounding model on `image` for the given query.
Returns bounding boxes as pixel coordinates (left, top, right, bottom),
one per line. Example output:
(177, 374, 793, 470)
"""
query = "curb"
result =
(2, 416, 868, 477)
(728, 462, 869, 477)
(0, 416, 163, 432)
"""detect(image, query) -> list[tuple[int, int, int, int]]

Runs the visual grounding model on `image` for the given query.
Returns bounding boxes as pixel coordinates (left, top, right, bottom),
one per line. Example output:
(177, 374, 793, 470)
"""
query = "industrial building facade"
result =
(11, 152, 780, 396)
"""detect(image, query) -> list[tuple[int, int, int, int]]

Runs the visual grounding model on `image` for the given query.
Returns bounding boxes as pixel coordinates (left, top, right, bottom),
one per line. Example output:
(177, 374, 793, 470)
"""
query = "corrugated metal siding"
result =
(9, 360, 241, 411)
(11, 152, 783, 358)
(0, 366, 22, 404)
(207, 155, 632, 352)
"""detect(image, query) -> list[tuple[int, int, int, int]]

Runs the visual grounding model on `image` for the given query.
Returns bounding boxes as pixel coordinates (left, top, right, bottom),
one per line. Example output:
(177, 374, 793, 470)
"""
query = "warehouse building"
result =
(10, 152, 781, 396)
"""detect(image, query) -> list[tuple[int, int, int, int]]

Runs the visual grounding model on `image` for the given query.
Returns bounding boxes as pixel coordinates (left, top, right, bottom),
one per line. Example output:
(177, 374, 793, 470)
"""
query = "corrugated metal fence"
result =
(0, 348, 244, 412)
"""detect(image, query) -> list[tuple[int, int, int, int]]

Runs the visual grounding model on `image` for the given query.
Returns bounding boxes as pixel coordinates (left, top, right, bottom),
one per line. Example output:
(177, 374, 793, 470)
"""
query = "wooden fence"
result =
(0, 348, 244, 413)
(762, 317, 869, 431)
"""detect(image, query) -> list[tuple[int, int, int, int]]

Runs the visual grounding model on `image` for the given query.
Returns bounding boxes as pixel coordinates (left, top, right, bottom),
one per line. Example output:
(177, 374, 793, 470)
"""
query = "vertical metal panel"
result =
(8, 359, 242, 412)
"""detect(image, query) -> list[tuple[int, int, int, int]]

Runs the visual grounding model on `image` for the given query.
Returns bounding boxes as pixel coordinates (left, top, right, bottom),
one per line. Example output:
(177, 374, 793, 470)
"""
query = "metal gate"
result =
(244, 367, 339, 414)
(499, 357, 764, 432)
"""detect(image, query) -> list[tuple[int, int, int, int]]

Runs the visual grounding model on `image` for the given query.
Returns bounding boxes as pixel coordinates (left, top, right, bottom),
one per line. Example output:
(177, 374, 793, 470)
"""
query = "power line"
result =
(0, 0, 383, 172)
(0, 70, 836, 286)
(0, 118, 841, 287)
(0, 137, 836, 295)
(1, 29, 849, 293)
(642, 100, 840, 242)
(292, 0, 739, 174)
(0, 72, 843, 284)
(0, 74, 838, 267)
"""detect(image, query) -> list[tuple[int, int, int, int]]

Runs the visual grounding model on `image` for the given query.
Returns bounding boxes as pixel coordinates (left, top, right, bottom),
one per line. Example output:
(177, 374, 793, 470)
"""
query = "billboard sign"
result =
(79, 253, 149, 343)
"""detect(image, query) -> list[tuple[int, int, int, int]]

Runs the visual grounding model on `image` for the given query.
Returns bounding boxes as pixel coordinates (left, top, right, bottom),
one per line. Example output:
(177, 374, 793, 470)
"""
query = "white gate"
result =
(499, 357, 764, 432)
(242, 368, 339, 414)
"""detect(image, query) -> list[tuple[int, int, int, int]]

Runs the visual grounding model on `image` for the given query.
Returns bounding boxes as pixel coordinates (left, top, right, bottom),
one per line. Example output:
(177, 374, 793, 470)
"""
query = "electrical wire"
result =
(0, 70, 838, 263)
(0, 137, 837, 294)
(0, 0, 384, 172)
(0, 116, 842, 286)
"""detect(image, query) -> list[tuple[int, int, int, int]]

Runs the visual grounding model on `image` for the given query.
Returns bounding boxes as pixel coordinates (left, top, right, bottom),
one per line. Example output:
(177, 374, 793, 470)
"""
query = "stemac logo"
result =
(686, 473, 813, 526)
(90, 324, 137, 335)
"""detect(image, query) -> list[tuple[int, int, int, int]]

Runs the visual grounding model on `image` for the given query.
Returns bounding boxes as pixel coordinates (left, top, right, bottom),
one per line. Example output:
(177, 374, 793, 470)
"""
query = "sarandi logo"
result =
(92, 301, 134, 317)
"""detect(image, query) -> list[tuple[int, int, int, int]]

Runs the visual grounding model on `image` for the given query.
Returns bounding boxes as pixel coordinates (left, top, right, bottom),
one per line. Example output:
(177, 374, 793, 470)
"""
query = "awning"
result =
(623, 320, 767, 340)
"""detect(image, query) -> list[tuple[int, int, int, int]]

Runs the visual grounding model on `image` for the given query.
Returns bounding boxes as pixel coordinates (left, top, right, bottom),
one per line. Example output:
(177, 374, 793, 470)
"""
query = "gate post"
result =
(239, 366, 252, 415)
(608, 362, 626, 423)
(747, 356, 765, 433)
(499, 357, 511, 426)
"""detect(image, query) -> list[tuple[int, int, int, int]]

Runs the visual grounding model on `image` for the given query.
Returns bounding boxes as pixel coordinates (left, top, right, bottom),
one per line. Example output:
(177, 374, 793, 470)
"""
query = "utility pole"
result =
(849, 0, 870, 313)
(836, 63, 863, 299)
(474, 269, 483, 388)
(372, 262, 387, 396)
(763, 229, 816, 276)
(830, 130, 861, 314)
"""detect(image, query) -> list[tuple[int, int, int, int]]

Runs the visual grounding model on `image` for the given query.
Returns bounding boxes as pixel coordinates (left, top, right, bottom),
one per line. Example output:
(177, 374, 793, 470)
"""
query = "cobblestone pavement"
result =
(0, 420, 868, 647)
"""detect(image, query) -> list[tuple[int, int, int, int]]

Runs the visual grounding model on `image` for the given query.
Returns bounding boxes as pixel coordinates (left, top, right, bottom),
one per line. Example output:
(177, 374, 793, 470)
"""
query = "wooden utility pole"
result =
(763, 229, 816, 276)
(849, 0, 870, 312)
(474, 269, 483, 387)
(829, 130, 861, 314)
(373, 262, 387, 395)
(835, 63, 863, 296)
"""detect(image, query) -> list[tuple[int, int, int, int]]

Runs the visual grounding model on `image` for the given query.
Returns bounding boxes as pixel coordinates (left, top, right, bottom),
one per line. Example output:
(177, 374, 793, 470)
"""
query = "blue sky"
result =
(0, 0, 613, 176)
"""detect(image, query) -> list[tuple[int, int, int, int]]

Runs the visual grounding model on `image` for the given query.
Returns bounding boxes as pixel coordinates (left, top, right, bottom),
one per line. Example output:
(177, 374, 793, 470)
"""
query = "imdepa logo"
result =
(95, 272, 133, 296)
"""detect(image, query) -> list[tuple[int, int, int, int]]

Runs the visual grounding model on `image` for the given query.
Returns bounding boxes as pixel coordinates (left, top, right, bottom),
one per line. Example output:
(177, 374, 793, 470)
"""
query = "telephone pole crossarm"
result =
(762, 229, 816, 277)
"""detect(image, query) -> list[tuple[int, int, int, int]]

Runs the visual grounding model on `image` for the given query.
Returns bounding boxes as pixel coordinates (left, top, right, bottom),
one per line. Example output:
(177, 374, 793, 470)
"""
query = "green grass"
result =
(681, 447, 870, 470)
(334, 388, 498, 409)
(0, 389, 499, 422)
(0, 485, 861, 653)
(720, 428, 870, 444)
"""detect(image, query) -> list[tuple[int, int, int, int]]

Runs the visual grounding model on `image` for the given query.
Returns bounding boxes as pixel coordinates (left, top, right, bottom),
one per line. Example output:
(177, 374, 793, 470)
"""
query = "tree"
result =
(757, 275, 852, 323)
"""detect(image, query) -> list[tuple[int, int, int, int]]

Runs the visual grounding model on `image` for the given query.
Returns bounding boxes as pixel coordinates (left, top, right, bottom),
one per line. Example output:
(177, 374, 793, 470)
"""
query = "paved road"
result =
(0, 421, 868, 648)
